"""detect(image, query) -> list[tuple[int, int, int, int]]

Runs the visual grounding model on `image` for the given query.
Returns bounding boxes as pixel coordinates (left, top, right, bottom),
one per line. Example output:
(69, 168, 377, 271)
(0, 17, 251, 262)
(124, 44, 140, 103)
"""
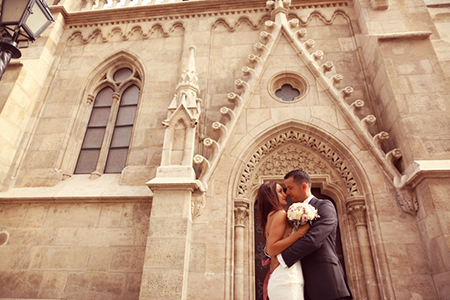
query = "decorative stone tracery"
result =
(237, 130, 360, 198)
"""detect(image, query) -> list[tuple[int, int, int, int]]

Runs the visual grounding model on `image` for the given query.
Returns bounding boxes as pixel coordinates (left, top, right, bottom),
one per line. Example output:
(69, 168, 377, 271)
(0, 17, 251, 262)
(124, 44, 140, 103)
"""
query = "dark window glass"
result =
(104, 85, 139, 173)
(104, 148, 129, 173)
(75, 87, 113, 174)
(113, 68, 133, 82)
(74, 149, 101, 174)
(116, 106, 136, 126)
(275, 84, 300, 102)
(88, 107, 111, 126)
(121, 85, 139, 105)
(82, 128, 106, 148)
(94, 87, 114, 107)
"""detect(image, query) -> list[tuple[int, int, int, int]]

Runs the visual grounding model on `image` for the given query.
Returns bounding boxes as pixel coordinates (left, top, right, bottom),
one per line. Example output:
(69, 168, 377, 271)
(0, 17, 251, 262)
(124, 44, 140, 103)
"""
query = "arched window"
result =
(74, 67, 140, 175)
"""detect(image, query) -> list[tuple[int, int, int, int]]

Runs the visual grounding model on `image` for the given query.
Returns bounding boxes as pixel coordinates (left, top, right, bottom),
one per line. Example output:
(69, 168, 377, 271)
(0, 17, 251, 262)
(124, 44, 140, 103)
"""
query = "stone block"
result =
(0, 204, 28, 227)
(110, 247, 146, 272)
(44, 203, 102, 227)
(98, 203, 123, 228)
(0, 271, 43, 298)
(87, 246, 112, 271)
(30, 246, 90, 270)
(64, 272, 126, 300)
(125, 273, 142, 300)
(54, 227, 136, 246)
(0, 246, 30, 270)
(37, 271, 67, 299)
(144, 238, 187, 269)
(139, 268, 183, 299)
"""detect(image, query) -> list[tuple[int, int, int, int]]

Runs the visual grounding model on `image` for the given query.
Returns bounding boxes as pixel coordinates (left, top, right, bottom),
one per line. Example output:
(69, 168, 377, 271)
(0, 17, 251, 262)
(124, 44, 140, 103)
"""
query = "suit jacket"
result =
(281, 197, 352, 300)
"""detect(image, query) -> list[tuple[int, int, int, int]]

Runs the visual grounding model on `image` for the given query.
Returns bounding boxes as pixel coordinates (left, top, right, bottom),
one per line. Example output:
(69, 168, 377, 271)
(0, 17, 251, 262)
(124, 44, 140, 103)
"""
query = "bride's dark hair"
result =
(257, 181, 283, 239)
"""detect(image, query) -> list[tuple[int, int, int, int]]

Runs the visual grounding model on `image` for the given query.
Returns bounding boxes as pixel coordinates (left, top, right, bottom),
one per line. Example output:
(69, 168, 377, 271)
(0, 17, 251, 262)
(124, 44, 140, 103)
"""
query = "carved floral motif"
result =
(238, 130, 360, 197)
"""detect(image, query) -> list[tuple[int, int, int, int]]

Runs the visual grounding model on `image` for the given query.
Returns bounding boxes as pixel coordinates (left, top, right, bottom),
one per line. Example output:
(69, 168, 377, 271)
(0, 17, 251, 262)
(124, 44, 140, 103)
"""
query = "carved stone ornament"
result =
(234, 202, 249, 227)
(396, 189, 419, 216)
(238, 130, 360, 197)
(253, 145, 338, 191)
(347, 205, 367, 227)
(191, 193, 206, 220)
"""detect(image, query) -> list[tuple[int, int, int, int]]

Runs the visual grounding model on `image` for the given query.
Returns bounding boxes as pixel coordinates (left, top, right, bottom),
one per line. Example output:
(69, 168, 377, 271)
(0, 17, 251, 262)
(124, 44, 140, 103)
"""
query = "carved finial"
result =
(289, 18, 299, 28)
(242, 66, 256, 77)
(303, 39, 315, 48)
(212, 121, 228, 142)
(265, 20, 275, 30)
(332, 74, 343, 85)
(260, 31, 274, 41)
(193, 154, 210, 182)
(235, 79, 249, 91)
(254, 42, 269, 52)
(220, 106, 236, 121)
(312, 50, 324, 61)
(349, 99, 364, 115)
(204, 138, 220, 162)
(361, 115, 376, 131)
(321, 61, 334, 72)
(297, 28, 307, 38)
(228, 92, 243, 107)
(373, 131, 389, 150)
(386, 148, 402, 165)
(340, 86, 353, 97)
(248, 54, 262, 64)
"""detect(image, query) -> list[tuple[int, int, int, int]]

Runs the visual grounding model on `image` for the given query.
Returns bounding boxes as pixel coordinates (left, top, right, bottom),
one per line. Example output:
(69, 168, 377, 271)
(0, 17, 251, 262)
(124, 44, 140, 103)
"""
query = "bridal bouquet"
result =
(287, 202, 320, 230)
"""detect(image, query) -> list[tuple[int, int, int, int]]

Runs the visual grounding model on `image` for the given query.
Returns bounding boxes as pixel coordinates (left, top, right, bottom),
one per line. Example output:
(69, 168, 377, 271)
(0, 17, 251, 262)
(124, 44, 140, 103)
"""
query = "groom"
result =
(278, 169, 352, 300)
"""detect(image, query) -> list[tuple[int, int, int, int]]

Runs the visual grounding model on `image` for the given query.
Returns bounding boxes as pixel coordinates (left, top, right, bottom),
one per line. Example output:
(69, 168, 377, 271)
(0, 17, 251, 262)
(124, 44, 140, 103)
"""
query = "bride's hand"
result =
(270, 257, 280, 272)
(293, 223, 310, 238)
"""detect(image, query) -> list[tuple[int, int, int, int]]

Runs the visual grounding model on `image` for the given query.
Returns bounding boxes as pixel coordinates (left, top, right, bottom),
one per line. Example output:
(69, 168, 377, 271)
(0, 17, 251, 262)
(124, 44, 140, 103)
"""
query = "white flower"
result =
(287, 202, 320, 227)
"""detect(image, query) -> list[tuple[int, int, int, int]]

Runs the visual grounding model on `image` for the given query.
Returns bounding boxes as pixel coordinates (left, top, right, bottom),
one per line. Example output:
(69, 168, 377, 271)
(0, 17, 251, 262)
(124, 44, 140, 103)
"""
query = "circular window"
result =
(269, 72, 308, 103)
(113, 68, 133, 82)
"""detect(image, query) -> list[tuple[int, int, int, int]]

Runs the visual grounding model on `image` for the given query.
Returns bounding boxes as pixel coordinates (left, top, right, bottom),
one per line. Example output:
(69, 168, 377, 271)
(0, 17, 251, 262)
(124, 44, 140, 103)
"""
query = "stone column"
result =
(140, 176, 199, 300)
(234, 200, 249, 300)
(347, 203, 380, 300)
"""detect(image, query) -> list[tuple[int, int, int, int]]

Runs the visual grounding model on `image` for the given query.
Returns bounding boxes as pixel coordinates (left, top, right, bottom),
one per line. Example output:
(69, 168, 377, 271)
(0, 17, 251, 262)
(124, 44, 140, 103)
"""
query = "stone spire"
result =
(166, 45, 200, 123)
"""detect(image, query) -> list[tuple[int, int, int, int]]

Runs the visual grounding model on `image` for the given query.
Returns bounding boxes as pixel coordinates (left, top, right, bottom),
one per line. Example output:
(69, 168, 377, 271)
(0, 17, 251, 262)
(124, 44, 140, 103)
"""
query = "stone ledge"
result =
(0, 174, 152, 203)
(405, 160, 450, 188)
(375, 31, 433, 41)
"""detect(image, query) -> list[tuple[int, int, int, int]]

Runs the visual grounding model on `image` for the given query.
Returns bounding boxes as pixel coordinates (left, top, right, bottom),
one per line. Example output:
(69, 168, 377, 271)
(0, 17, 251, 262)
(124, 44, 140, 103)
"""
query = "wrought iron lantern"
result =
(0, 0, 54, 80)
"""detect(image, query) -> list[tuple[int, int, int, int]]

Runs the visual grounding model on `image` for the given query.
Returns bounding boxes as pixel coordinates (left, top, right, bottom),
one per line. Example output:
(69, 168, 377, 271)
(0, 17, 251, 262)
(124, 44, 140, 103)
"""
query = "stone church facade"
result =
(0, 0, 449, 299)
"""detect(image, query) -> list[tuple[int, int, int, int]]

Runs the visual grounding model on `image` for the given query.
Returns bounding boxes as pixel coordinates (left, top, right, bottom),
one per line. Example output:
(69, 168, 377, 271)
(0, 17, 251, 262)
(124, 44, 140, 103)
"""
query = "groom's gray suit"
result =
(280, 197, 352, 300)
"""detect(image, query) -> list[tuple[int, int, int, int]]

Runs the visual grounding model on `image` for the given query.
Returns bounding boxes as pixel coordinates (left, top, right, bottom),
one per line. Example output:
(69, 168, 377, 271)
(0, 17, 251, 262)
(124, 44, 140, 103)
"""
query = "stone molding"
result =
(67, 23, 185, 44)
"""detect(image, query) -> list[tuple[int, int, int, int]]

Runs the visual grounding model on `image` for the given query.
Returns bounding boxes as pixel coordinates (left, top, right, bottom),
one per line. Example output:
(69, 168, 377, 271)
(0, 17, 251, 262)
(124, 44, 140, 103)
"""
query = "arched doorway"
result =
(253, 187, 345, 300)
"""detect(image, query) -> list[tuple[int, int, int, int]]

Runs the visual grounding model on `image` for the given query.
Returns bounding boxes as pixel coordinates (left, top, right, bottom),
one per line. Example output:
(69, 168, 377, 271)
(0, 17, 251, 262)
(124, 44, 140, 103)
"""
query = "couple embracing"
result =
(257, 169, 353, 300)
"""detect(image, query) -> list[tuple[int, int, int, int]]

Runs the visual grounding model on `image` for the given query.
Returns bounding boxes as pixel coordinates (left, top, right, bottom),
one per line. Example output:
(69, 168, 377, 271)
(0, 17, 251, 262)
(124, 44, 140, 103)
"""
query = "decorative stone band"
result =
(234, 200, 250, 227)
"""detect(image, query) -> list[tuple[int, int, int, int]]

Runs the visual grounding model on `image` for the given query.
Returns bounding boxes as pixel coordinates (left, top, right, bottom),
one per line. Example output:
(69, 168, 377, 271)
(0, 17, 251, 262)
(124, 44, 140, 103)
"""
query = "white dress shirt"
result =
(276, 195, 314, 268)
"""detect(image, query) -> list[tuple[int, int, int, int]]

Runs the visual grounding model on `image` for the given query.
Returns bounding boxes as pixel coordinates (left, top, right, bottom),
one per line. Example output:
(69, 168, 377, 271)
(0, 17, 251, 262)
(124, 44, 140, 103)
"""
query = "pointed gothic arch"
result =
(228, 121, 390, 300)
(56, 50, 146, 178)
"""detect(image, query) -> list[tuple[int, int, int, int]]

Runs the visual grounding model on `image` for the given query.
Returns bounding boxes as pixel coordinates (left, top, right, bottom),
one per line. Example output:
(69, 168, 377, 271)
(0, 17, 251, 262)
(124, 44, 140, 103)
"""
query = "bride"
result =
(257, 181, 310, 300)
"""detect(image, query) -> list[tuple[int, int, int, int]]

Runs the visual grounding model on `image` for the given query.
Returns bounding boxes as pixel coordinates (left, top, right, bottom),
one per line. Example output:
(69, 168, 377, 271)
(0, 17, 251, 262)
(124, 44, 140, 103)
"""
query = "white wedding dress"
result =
(267, 260, 304, 300)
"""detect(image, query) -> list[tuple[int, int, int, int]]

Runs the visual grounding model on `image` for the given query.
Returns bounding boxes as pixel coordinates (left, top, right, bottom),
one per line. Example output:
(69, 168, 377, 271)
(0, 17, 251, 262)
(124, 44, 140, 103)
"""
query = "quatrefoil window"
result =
(269, 72, 308, 103)
(275, 84, 300, 102)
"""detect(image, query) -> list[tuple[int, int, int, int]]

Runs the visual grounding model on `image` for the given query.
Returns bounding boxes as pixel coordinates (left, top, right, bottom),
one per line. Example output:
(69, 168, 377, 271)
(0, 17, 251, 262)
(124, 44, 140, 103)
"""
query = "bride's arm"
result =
(266, 210, 310, 257)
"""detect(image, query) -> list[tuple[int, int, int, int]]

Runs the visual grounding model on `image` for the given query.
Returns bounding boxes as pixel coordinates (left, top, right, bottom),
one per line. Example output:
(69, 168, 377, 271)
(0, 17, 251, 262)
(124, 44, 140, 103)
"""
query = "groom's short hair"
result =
(285, 169, 311, 187)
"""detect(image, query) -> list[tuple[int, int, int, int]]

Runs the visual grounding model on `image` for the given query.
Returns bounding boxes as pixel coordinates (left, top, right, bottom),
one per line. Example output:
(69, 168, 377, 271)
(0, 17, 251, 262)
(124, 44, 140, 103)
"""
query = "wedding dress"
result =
(267, 260, 304, 300)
